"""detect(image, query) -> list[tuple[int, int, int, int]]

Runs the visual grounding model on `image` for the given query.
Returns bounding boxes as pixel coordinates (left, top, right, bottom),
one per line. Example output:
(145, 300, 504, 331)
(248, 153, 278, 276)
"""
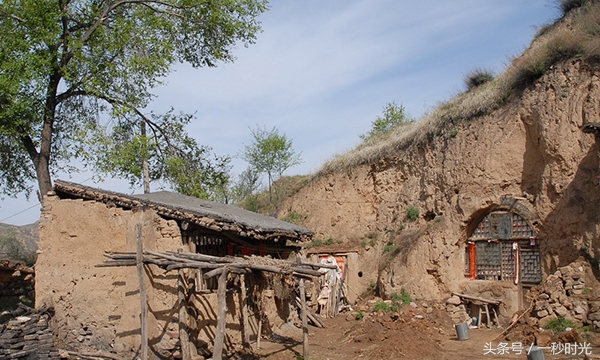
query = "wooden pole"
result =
(299, 277, 309, 359)
(213, 267, 229, 360)
(178, 270, 191, 360)
(240, 274, 251, 351)
(256, 318, 262, 350)
(136, 223, 149, 360)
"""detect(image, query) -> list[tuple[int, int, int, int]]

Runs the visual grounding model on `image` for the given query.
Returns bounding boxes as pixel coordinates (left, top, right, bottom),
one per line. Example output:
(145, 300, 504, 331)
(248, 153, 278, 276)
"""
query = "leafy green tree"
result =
(0, 0, 268, 199)
(241, 126, 302, 204)
(213, 166, 261, 204)
(79, 109, 231, 198)
(360, 102, 414, 140)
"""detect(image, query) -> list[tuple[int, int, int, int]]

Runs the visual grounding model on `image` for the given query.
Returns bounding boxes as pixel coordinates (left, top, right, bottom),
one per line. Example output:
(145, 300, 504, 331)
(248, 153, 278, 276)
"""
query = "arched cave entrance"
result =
(465, 210, 542, 306)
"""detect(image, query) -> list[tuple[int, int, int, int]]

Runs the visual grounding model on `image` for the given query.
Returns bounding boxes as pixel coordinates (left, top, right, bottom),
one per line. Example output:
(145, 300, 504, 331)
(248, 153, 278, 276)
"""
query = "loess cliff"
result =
(283, 8, 600, 311)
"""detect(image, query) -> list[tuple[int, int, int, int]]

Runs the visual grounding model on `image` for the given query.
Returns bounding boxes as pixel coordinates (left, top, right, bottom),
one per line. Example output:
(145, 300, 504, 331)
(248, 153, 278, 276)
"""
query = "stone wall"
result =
(0, 259, 34, 298)
(0, 305, 59, 359)
(527, 260, 600, 330)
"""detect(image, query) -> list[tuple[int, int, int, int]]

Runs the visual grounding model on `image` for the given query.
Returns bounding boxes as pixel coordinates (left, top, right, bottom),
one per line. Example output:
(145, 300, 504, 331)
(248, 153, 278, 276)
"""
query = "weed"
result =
(450, 129, 459, 137)
(312, 238, 323, 247)
(407, 206, 419, 221)
(398, 224, 405, 231)
(392, 289, 412, 305)
(367, 280, 376, 292)
(361, 241, 367, 248)
(373, 301, 390, 312)
(383, 244, 396, 253)
(369, 240, 376, 247)
(544, 316, 578, 333)
(336, 238, 343, 244)
(282, 211, 308, 225)
(365, 232, 376, 239)
(355, 310, 365, 320)
(325, 237, 334, 245)
(435, 217, 442, 223)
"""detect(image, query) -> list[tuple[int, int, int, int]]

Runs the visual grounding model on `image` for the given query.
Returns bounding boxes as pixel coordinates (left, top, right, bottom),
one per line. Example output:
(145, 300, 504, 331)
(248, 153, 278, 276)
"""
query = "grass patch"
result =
(281, 211, 307, 225)
(373, 301, 390, 312)
(383, 243, 396, 254)
(544, 316, 579, 333)
(391, 289, 412, 305)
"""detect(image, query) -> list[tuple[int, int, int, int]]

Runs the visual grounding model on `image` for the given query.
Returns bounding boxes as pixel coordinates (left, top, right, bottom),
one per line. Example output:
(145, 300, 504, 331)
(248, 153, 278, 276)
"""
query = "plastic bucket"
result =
(527, 347, 546, 360)
(454, 323, 470, 340)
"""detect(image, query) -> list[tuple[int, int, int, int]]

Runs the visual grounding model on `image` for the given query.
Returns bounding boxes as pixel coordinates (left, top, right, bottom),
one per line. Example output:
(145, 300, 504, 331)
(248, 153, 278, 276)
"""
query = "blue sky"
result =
(1, 0, 559, 225)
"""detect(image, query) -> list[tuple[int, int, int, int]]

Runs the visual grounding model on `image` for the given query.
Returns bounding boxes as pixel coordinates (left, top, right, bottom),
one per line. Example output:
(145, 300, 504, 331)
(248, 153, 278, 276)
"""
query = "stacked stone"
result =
(0, 259, 34, 298)
(445, 295, 469, 324)
(0, 306, 60, 359)
(529, 261, 598, 331)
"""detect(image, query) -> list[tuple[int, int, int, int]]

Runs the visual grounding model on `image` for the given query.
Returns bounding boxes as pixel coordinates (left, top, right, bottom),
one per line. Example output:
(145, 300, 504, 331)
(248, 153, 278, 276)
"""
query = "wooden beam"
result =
(213, 267, 229, 360)
(240, 274, 251, 351)
(452, 292, 501, 305)
(136, 223, 149, 360)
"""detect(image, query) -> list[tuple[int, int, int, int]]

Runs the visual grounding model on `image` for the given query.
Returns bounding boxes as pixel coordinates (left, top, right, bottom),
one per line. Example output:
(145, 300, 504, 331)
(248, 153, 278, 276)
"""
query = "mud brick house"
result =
(35, 180, 313, 359)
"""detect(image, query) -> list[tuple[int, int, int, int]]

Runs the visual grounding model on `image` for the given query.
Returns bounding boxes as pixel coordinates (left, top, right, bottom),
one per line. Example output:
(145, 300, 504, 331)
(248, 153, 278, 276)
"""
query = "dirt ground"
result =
(252, 303, 600, 360)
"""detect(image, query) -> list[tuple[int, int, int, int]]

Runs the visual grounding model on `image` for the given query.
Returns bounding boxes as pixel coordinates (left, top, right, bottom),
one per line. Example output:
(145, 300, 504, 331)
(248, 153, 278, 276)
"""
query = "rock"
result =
(409, 302, 418, 308)
(446, 296, 461, 305)
(554, 305, 568, 317)
(575, 306, 587, 315)
(589, 301, 600, 313)
(536, 330, 553, 347)
(537, 310, 549, 318)
(587, 312, 600, 322)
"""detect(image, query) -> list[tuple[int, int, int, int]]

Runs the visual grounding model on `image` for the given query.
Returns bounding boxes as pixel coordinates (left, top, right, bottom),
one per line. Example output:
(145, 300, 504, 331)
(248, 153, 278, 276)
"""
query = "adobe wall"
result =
(36, 194, 276, 358)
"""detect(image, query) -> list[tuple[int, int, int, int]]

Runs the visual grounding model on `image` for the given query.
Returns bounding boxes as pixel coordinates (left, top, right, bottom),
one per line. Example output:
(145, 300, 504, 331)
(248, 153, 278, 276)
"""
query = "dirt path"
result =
(253, 306, 600, 360)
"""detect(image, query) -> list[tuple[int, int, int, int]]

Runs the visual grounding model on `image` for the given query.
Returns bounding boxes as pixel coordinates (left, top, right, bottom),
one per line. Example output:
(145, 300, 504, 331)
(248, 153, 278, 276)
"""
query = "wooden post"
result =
(136, 222, 149, 360)
(240, 274, 251, 351)
(178, 270, 191, 360)
(299, 277, 309, 359)
(213, 267, 229, 360)
(256, 318, 262, 350)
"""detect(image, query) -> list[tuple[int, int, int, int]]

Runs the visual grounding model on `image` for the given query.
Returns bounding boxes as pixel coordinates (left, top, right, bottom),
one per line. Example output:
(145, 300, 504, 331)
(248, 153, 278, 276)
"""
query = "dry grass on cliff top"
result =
(317, 0, 600, 177)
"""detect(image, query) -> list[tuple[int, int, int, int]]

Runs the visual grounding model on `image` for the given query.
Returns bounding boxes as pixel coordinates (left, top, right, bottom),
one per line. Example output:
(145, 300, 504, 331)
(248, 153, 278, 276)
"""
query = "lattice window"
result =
(467, 210, 540, 284)
(521, 249, 542, 283)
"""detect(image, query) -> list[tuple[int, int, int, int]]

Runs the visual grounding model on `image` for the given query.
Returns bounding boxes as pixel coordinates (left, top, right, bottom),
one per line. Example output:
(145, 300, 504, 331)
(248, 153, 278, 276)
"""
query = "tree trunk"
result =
(141, 120, 150, 193)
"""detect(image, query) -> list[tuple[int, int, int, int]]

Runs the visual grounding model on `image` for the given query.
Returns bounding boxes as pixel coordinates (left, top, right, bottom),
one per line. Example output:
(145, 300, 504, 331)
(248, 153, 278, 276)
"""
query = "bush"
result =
(360, 102, 414, 140)
(559, 0, 591, 14)
(464, 68, 495, 91)
(406, 206, 419, 221)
